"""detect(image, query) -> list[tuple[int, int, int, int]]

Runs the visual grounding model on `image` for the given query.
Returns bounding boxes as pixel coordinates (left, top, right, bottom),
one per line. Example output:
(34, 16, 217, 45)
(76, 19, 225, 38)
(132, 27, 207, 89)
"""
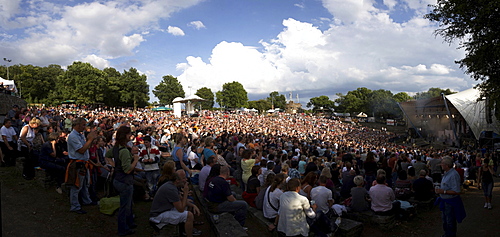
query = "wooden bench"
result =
(371, 214, 396, 231)
(192, 184, 248, 237)
(337, 218, 364, 237)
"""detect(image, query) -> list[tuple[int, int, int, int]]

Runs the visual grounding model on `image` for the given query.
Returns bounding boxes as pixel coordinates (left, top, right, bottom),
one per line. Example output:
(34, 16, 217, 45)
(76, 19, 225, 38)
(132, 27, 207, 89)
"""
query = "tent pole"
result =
(397, 102, 423, 139)
(442, 93, 460, 144)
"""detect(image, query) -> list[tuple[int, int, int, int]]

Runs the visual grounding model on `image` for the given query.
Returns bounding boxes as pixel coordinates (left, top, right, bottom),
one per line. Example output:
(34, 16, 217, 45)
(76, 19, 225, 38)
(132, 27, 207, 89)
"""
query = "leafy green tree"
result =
(16, 64, 63, 104)
(153, 75, 185, 105)
(368, 89, 399, 118)
(425, 0, 500, 112)
(393, 92, 412, 102)
(119, 68, 149, 109)
(335, 87, 372, 113)
(248, 99, 271, 112)
(57, 62, 107, 105)
(216, 81, 248, 108)
(195, 87, 214, 110)
(266, 91, 287, 109)
(307, 95, 334, 112)
(103, 67, 122, 107)
(414, 87, 455, 100)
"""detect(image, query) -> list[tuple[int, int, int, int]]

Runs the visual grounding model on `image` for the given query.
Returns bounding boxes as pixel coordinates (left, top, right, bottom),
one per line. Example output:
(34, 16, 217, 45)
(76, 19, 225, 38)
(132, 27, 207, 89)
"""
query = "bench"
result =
(247, 206, 279, 237)
(192, 184, 248, 237)
(371, 214, 396, 231)
(337, 218, 364, 237)
(150, 222, 180, 237)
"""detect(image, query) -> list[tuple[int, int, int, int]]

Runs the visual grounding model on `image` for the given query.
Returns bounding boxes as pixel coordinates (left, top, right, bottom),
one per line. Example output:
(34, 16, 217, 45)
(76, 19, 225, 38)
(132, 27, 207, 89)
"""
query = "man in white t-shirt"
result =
(311, 175, 334, 214)
(1, 119, 18, 166)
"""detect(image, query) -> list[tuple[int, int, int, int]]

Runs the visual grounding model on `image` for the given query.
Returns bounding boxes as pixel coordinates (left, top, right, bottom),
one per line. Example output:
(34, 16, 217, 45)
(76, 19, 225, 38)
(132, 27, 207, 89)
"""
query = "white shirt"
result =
(263, 187, 283, 219)
(277, 191, 316, 236)
(1, 126, 17, 142)
(310, 185, 333, 214)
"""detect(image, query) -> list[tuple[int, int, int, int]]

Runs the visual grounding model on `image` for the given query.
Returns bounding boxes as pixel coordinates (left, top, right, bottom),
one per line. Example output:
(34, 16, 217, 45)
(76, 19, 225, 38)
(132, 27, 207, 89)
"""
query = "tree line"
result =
(0, 62, 454, 117)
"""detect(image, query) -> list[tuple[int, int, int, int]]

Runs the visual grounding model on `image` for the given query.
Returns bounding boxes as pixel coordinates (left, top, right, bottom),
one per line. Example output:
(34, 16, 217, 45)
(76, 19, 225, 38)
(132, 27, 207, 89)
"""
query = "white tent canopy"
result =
(0, 77, 17, 93)
(445, 88, 500, 140)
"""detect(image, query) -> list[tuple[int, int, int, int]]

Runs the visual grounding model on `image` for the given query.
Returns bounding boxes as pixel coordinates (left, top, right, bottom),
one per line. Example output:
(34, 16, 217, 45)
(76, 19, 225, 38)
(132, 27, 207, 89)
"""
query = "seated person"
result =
(38, 132, 66, 194)
(242, 165, 261, 207)
(150, 170, 202, 236)
(349, 175, 371, 212)
(311, 175, 334, 214)
(205, 165, 248, 227)
(394, 170, 413, 200)
(369, 175, 400, 216)
(340, 169, 356, 198)
(412, 170, 435, 201)
(276, 178, 317, 236)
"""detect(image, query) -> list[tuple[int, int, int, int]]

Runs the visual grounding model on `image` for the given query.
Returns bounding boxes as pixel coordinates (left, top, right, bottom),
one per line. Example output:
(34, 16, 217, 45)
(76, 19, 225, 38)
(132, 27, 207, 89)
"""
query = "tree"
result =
(307, 95, 334, 112)
(335, 87, 372, 113)
(57, 62, 107, 105)
(413, 87, 455, 100)
(248, 99, 271, 113)
(119, 68, 149, 109)
(216, 81, 248, 108)
(103, 67, 122, 107)
(393, 92, 412, 103)
(266, 91, 287, 109)
(425, 0, 500, 112)
(195, 87, 214, 110)
(153, 75, 185, 105)
(368, 89, 399, 118)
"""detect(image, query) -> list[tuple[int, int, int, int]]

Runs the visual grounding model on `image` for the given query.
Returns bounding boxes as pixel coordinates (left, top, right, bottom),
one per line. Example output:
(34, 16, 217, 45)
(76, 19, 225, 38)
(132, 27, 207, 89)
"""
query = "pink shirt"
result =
(369, 184, 395, 212)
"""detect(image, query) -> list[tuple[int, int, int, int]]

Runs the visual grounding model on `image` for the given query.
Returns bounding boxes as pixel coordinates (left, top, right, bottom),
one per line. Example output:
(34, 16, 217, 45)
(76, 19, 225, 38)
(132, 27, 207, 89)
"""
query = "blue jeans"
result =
(113, 180, 135, 235)
(217, 200, 248, 226)
(442, 201, 457, 237)
(145, 170, 160, 196)
(69, 169, 92, 211)
(482, 181, 493, 198)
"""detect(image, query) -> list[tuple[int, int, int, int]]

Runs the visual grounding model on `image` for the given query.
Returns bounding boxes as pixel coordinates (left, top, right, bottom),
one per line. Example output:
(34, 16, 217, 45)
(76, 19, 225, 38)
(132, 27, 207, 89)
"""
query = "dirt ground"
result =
(2, 153, 500, 237)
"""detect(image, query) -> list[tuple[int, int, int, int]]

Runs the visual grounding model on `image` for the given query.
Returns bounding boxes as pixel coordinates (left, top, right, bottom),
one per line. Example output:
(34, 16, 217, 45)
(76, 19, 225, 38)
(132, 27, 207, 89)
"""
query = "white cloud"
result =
(176, 1, 472, 99)
(188, 20, 205, 29)
(0, 0, 203, 67)
(82, 54, 110, 69)
(167, 26, 185, 36)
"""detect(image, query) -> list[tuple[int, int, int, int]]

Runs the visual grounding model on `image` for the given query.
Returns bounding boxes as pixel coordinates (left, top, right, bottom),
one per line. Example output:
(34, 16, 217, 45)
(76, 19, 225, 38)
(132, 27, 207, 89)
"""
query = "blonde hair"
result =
(321, 167, 332, 179)
(29, 118, 42, 126)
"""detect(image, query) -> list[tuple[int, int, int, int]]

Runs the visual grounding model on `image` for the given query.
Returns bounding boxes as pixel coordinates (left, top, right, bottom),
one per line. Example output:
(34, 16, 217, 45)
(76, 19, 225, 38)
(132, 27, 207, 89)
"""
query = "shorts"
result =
(150, 209, 188, 229)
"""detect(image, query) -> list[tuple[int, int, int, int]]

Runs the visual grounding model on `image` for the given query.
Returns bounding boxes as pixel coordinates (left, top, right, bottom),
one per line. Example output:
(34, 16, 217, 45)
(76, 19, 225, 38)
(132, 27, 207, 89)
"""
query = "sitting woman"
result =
(299, 171, 318, 200)
(349, 176, 371, 212)
(394, 170, 412, 200)
(39, 132, 66, 194)
(242, 165, 261, 207)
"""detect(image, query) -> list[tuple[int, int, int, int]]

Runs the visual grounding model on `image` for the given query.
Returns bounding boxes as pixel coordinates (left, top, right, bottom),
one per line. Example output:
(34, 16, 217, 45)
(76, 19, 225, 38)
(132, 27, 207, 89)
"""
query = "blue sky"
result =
(0, 0, 475, 104)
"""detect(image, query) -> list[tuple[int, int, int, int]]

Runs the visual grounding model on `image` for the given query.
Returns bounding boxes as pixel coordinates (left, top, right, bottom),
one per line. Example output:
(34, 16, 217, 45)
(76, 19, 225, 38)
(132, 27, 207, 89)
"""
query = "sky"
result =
(0, 0, 475, 105)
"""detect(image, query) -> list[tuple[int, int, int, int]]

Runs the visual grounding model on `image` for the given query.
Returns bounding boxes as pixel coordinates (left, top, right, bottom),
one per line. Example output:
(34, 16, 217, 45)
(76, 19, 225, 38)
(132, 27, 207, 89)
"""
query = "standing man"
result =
(66, 117, 97, 214)
(435, 157, 466, 237)
(428, 153, 443, 183)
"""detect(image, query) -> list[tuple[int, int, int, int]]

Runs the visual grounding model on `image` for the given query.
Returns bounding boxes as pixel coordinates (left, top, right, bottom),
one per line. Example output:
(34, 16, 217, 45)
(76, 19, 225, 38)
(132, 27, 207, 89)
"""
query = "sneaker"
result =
(72, 209, 87, 214)
(484, 203, 488, 208)
(488, 203, 492, 210)
(192, 228, 202, 236)
(242, 227, 248, 232)
(56, 187, 63, 194)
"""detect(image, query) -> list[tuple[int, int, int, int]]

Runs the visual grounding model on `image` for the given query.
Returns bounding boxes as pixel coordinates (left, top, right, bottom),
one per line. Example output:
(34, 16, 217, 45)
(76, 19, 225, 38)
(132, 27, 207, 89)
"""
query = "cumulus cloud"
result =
(188, 20, 205, 29)
(167, 26, 185, 36)
(176, 0, 472, 100)
(82, 54, 110, 69)
(0, 0, 202, 67)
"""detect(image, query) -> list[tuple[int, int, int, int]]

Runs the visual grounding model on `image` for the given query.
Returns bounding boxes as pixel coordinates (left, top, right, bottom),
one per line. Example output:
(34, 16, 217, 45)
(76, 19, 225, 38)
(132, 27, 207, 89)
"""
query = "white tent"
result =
(0, 77, 17, 93)
(445, 88, 500, 140)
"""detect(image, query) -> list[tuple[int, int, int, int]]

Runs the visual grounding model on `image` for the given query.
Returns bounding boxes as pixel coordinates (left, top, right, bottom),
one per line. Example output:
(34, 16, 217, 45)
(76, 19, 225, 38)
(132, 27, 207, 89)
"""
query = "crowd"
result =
(1, 104, 498, 236)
